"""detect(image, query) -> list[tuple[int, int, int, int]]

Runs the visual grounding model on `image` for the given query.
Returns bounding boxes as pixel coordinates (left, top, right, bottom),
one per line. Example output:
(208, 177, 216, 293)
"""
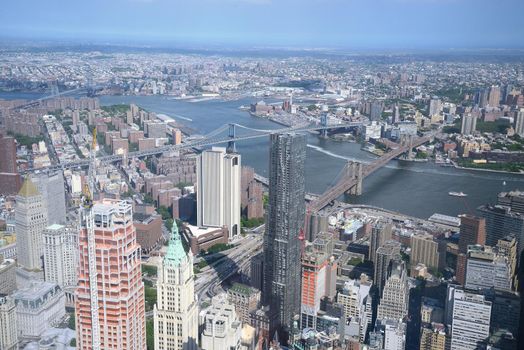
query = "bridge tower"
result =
(227, 123, 237, 153)
(320, 114, 328, 139)
(345, 160, 363, 196)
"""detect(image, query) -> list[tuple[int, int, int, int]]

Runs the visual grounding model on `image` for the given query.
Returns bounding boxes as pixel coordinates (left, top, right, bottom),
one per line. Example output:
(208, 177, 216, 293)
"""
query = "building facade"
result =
(377, 261, 409, 321)
(197, 147, 241, 239)
(32, 171, 67, 225)
(448, 287, 491, 350)
(0, 294, 17, 350)
(75, 199, 146, 350)
(16, 178, 48, 270)
(13, 281, 65, 339)
(0, 256, 16, 295)
(200, 295, 242, 350)
(263, 133, 306, 339)
(154, 222, 198, 350)
(43, 224, 78, 289)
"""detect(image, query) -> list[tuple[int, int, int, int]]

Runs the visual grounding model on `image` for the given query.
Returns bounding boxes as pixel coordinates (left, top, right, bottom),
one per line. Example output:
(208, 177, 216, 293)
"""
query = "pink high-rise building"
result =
(75, 199, 146, 350)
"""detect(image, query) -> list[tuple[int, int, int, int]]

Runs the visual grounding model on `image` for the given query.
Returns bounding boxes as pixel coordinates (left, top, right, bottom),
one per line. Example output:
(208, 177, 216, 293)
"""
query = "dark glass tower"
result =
(263, 133, 306, 341)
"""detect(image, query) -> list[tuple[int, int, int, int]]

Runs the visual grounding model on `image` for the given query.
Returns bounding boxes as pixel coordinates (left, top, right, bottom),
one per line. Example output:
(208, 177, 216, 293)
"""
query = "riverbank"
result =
(452, 161, 524, 175)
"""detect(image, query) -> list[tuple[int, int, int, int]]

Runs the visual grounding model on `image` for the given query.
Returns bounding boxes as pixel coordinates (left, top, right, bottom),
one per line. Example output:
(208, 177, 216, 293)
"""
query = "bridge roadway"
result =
(308, 134, 432, 212)
(24, 122, 362, 173)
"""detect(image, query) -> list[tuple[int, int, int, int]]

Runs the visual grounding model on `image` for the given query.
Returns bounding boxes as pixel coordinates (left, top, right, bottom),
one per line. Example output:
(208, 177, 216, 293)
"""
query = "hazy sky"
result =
(1, 0, 523, 49)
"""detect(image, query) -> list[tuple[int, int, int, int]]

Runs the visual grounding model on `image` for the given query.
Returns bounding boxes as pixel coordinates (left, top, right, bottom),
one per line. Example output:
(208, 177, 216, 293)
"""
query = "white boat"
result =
(503, 181, 507, 186)
(449, 191, 467, 197)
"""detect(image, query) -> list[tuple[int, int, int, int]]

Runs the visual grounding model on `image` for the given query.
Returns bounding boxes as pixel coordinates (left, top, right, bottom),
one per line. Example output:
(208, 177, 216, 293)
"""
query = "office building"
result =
(458, 215, 485, 253)
(0, 256, 16, 295)
(448, 286, 491, 350)
(0, 294, 17, 350)
(369, 221, 392, 263)
(43, 224, 78, 289)
(227, 283, 260, 324)
(465, 245, 512, 292)
(300, 237, 337, 329)
(154, 222, 198, 350)
(16, 178, 48, 270)
(263, 133, 306, 339)
(478, 204, 524, 261)
(515, 108, 524, 137)
(32, 171, 67, 225)
(420, 323, 447, 350)
(411, 233, 445, 270)
(374, 240, 401, 296)
(460, 114, 477, 135)
(200, 294, 242, 350)
(14, 281, 65, 338)
(197, 147, 241, 239)
(75, 199, 146, 350)
(377, 261, 409, 321)
(336, 277, 372, 342)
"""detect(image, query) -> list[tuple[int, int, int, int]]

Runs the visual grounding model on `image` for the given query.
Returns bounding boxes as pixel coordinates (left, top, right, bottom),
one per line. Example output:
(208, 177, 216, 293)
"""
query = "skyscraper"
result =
(377, 261, 409, 321)
(75, 199, 146, 350)
(15, 178, 48, 270)
(368, 220, 392, 263)
(197, 147, 241, 239)
(32, 171, 67, 225)
(263, 133, 306, 341)
(458, 215, 486, 253)
(154, 223, 198, 350)
(43, 224, 78, 289)
(374, 240, 401, 296)
(460, 114, 477, 135)
(0, 133, 20, 195)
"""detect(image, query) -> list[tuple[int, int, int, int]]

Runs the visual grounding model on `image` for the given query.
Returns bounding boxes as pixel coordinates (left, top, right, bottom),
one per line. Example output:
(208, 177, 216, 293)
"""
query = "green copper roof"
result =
(164, 221, 187, 266)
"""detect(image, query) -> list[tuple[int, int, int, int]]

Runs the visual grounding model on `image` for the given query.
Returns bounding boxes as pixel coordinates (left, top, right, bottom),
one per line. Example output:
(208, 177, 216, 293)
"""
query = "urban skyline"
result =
(1, 3, 524, 349)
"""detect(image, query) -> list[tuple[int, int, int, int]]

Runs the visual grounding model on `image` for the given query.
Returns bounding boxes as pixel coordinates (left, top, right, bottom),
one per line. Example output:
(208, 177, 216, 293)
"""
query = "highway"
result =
(194, 233, 263, 302)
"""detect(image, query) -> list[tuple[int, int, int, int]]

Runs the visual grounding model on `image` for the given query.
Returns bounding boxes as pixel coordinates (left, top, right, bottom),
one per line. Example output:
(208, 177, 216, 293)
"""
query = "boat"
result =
(449, 191, 468, 197)
(503, 181, 507, 186)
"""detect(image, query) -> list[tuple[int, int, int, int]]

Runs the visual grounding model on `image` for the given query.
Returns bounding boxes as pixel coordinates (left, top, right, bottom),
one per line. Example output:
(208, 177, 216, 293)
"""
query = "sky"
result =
(1, 0, 524, 50)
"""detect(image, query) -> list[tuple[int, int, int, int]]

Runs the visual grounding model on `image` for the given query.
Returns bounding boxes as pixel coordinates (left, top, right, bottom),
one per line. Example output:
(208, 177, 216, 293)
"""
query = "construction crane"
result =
(80, 128, 101, 350)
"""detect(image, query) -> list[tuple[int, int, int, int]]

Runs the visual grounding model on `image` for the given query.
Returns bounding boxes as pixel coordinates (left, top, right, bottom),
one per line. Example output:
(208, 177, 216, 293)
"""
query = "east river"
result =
(3, 91, 524, 219)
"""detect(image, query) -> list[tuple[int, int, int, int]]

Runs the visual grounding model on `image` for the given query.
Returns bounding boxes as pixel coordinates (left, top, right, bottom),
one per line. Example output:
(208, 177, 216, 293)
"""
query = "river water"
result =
(3, 92, 523, 219)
